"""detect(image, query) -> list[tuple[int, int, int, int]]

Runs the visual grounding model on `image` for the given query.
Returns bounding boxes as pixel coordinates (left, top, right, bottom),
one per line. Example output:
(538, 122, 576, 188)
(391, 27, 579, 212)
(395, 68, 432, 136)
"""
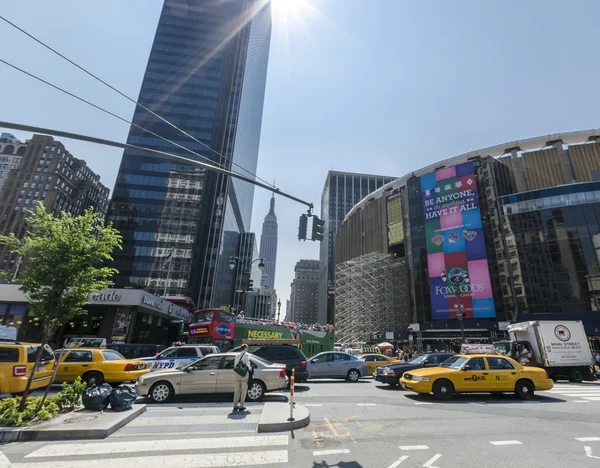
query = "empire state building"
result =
(259, 194, 278, 289)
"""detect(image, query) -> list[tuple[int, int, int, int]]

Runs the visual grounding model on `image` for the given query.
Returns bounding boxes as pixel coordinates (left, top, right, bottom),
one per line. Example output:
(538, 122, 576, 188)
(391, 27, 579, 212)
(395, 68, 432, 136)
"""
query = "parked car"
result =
(399, 354, 553, 400)
(360, 354, 402, 376)
(53, 348, 150, 386)
(243, 344, 309, 383)
(307, 351, 369, 382)
(135, 352, 288, 403)
(106, 343, 165, 360)
(140, 345, 207, 372)
(0, 340, 55, 396)
(374, 352, 455, 387)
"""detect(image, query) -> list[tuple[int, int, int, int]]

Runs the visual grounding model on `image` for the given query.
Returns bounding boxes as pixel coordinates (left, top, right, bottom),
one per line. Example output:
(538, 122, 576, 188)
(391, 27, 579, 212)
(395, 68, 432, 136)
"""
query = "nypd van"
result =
(141, 346, 209, 372)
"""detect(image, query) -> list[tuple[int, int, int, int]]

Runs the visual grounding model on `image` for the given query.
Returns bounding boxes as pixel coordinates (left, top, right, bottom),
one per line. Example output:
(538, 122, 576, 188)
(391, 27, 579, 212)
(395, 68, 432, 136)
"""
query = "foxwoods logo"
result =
(435, 283, 485, 295)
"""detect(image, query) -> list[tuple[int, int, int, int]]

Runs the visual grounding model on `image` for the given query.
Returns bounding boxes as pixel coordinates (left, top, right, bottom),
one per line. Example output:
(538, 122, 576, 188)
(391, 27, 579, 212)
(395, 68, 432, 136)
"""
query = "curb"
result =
(257, 402, 310, 433)
(0, 405, 146, 442)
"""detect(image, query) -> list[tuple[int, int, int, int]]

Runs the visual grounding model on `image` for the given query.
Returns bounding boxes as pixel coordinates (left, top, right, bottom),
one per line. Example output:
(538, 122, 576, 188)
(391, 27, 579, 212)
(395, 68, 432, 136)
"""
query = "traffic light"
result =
(298, 214, 308, 241)
(311, 216, 325, 242)
(247, 279, 254, 291)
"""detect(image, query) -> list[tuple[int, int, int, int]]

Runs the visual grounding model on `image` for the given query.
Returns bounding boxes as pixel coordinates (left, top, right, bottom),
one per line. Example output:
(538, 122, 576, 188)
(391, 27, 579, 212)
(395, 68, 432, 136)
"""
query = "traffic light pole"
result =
(0, 121, 315, 211)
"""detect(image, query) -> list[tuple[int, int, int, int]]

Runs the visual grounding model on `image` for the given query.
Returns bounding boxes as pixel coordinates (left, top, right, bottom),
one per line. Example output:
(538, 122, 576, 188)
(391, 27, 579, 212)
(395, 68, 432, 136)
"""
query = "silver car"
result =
(135, 352, 288, 403)
(307, 351, 369, 382)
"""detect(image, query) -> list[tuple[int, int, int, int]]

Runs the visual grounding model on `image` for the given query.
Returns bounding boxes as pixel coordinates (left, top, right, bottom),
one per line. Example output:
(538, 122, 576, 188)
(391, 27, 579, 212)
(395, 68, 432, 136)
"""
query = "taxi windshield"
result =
(439, 356, 468, 369)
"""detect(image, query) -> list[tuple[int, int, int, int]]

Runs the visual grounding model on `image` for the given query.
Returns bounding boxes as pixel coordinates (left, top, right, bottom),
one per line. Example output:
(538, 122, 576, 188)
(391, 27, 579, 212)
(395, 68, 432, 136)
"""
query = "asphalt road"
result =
(3, 379, 600, 467)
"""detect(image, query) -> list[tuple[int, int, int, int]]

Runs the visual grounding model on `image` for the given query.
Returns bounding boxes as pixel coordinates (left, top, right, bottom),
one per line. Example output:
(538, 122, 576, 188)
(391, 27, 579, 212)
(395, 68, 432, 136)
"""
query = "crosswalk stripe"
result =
(26, 435, 289, 458)
(12, 450, 288, 468)
(127, 414, 261, 426)
(582, 397, 600, 401)
(560, 394, 600, 397)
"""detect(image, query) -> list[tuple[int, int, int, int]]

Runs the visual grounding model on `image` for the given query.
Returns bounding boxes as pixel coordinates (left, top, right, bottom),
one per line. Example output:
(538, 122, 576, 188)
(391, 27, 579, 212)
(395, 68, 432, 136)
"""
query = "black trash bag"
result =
(82, 383, 112, 411)
(109, 385, 137, 412)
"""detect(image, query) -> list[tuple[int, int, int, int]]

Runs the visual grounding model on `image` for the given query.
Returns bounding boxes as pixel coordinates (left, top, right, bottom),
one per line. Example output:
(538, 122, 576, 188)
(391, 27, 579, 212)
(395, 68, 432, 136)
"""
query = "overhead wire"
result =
(0, 14, 274, 188)
(0, 58, 250, 175)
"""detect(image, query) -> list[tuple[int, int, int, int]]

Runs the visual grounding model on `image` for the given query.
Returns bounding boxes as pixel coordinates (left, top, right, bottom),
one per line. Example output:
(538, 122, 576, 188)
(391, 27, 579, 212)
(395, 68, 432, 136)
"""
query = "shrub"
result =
(0, 378, 86, 427)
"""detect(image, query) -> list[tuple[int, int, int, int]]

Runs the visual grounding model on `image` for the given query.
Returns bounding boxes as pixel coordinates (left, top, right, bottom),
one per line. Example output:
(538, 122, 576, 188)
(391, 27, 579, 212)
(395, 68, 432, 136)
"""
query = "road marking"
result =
(490, 440, 522, 446)
(387, 455, 409, 467)
(13, 451, 288, 468)
(0, 451, 10, 468)
(313, 449, 350, 456)
(399, 445, 429, 450)
(582, 397, 600, 401)
(574, 400, 590, 403)
(304, 404, 323, 407)
(560, 393, 600, 397)
(575, 437, 600, 442)
(413, 402, 432, 405)
(357, 403, 376, 406)
(586, 446, 600, 459)
(423, 454, 442, 467)
(26, 435, 289, 458)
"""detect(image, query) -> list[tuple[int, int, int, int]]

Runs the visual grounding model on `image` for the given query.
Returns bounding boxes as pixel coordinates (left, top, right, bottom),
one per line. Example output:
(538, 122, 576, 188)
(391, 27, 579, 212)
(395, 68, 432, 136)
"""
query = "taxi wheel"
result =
(432, 379, 454, 400)
(149, 382, 174, 403)
(515, 379, 534, 400)
(83, 371, 104, 387)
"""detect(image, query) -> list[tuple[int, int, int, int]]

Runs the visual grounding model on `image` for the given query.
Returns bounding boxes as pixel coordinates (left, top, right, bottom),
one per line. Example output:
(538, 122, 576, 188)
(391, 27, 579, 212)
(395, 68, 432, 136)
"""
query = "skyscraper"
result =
(318, 171, 397, 324)
(107, 0, 271, 307)
(258, 194, 278, 289)
(290, 259, 320, 323)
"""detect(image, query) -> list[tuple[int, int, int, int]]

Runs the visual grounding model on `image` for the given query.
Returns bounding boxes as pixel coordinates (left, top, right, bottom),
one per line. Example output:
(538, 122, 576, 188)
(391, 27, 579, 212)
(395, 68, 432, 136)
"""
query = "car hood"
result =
(403, 367, 458, 377)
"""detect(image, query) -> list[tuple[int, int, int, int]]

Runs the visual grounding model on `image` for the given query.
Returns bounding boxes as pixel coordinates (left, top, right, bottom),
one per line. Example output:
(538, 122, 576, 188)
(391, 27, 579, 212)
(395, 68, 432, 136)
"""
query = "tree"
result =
(0, 203, 122, 411)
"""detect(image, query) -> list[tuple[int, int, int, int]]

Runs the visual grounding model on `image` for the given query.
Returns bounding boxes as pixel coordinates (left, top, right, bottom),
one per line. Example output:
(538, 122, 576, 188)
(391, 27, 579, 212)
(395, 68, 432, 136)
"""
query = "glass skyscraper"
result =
(108, 0, 271, 308)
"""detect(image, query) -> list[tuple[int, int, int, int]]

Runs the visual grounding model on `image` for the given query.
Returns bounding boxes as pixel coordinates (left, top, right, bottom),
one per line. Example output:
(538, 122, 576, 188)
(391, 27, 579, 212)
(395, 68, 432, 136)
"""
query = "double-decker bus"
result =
(187, 309, 334, 358)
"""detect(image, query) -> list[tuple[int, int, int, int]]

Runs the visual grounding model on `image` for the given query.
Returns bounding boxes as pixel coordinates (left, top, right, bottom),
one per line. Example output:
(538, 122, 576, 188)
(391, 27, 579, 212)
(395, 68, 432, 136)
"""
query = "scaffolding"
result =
(335, 252, 409, 344)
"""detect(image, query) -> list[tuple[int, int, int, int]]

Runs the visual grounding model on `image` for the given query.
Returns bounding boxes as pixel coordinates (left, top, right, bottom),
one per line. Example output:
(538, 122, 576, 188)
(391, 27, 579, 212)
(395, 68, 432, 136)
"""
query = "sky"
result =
(1, 0, 600, 320)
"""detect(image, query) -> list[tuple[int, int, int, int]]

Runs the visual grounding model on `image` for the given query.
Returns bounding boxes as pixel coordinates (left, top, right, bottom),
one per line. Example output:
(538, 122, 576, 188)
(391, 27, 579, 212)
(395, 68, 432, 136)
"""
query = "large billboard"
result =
(387, 193, 404, 246)
(421, 161, 496, 319)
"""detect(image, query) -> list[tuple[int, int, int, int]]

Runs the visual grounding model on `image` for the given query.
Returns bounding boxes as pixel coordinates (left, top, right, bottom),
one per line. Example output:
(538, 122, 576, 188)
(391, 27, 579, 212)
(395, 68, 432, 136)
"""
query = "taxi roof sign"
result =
(460, 344, 497, 355)
(360, 347, 381, 354)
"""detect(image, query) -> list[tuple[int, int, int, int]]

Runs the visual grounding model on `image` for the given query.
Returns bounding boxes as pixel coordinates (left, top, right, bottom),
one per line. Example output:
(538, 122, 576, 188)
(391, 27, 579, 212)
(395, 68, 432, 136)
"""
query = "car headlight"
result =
(382, 368, 394, 375)
(413, 376, 430, 382)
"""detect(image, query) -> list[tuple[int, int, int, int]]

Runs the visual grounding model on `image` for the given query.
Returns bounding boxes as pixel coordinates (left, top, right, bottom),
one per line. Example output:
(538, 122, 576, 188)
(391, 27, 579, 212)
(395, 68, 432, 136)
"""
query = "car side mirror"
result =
(311, 359, 317, 364)
(463, 365, 472, 371)
(421, 360, 428, 366)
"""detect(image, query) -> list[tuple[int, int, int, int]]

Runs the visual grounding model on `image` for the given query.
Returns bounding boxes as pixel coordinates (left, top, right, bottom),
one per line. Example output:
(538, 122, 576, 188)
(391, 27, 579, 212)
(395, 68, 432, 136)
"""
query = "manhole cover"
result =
(64, 415, 99, 424)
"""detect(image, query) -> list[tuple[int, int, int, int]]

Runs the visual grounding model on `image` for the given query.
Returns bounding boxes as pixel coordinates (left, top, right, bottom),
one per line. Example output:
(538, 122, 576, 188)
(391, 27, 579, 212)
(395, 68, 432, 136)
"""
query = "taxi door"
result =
(485, 356, 518, 391)
(57, 350, 94, 382)
(456, 357, 489, 392)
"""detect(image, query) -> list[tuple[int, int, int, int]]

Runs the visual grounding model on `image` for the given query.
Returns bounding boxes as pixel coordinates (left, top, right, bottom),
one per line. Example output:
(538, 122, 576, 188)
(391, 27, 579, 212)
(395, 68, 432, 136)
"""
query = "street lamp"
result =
(277, 299, 281, 322)
(229, 256, 265, 271)
(441, 269, 470, 344)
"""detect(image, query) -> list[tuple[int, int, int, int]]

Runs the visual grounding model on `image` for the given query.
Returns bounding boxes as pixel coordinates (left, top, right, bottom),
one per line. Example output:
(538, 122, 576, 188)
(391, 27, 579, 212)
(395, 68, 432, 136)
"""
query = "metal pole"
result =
(0, 121, 314, 210)
(288, 368, 295, 421)
(163, 249, 173, 296)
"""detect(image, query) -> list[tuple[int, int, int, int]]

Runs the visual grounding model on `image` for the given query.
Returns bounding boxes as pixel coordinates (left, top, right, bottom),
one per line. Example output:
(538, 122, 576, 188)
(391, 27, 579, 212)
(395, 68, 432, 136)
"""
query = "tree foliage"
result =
(0, 203, 122, 411)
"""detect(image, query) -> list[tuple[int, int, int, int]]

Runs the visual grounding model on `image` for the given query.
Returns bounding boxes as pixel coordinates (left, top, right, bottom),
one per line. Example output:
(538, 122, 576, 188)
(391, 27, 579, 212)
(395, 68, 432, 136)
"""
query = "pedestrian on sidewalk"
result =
(233, 344, 251, 412)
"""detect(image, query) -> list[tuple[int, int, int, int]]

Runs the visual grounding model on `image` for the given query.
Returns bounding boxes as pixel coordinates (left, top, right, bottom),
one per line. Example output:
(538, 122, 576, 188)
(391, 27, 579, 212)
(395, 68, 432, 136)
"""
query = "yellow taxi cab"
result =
(360, 354, 402, 376)
(53, 347, 150, 387)
(0, 340, 55, 396)
(399, 353, 553, 400)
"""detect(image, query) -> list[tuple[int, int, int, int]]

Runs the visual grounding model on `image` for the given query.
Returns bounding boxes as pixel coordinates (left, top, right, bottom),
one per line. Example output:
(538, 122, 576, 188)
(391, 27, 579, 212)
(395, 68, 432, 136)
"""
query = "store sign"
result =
(142, 295, 164, 310)
(0, 325, 17, 341)
(420, 161, 496, 319)
(90, 291, 122, 302)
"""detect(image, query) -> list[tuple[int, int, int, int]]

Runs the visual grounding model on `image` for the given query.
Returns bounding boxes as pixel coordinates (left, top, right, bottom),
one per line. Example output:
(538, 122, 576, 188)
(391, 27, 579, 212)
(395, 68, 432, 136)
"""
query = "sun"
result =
(271, 0, 313, 24)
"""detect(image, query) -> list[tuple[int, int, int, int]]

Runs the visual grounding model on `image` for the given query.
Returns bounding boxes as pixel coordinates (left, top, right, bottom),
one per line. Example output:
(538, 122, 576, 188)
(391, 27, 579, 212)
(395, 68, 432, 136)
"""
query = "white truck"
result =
(493, 320, 595, 382)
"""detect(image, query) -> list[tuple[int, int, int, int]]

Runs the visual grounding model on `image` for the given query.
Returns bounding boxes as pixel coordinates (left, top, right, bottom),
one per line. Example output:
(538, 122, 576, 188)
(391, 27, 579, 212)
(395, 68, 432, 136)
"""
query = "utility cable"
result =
(0, 14, 273, 187)
(0, 58, 261, 185)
